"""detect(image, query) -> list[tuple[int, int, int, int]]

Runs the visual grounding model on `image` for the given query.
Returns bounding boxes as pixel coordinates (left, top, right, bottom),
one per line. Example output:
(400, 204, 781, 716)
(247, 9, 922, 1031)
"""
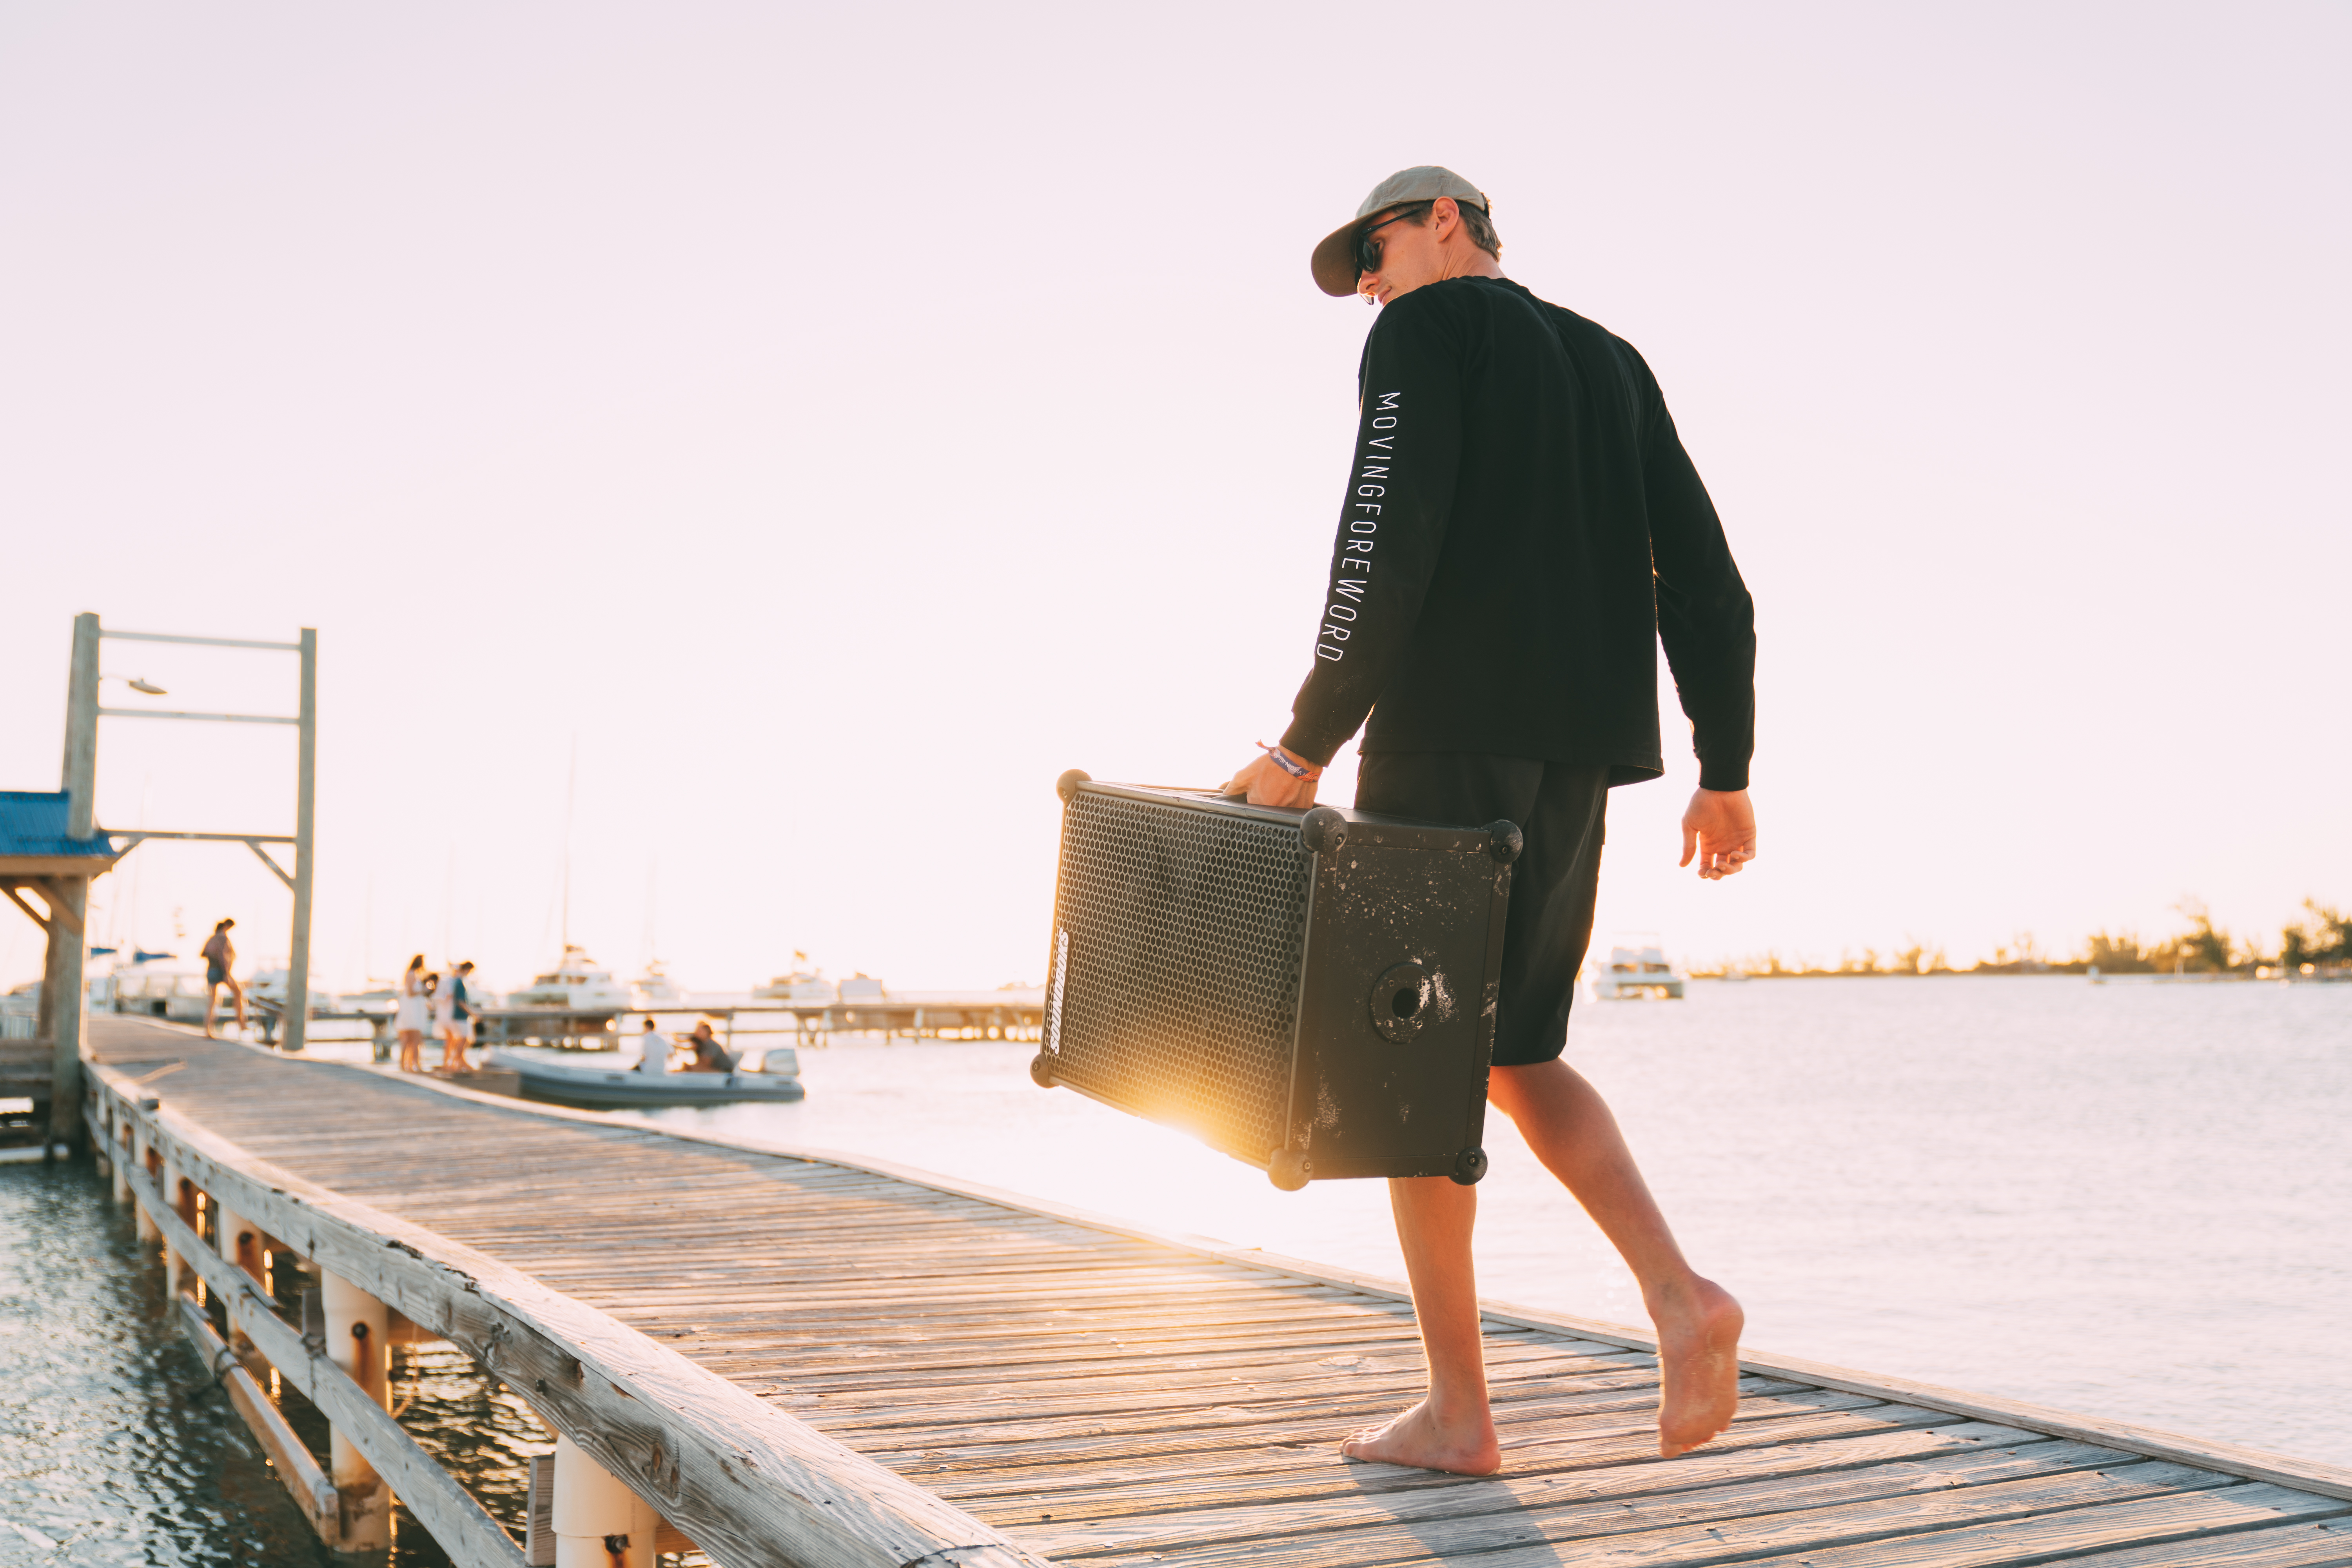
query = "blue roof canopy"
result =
(0, 791, 120, 865)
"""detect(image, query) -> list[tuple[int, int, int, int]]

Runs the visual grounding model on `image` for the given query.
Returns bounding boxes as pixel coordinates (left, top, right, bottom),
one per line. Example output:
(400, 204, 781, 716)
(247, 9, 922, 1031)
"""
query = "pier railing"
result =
(85, 1058, 1051, 1567)
(80, 1027, 2352, 1566)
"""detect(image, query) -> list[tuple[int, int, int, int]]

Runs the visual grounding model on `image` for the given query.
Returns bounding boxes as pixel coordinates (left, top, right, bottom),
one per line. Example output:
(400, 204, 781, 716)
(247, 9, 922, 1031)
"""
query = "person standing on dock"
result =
(633, 1015, 673, 1074)
(438, 960, 478, 1072)
(395, 954, 430, 1072)
(1225, 167, 1758, 1474)
(200, 918, 246, 1039)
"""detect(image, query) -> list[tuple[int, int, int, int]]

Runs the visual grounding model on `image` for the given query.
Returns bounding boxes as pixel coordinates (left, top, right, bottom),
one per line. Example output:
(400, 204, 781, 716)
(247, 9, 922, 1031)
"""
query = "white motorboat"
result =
(506, 946, 633, 1012)
(485, 1044, 805, 1109)
(1587, 945, 1688, 1000)
(247, 965, 347, 1015)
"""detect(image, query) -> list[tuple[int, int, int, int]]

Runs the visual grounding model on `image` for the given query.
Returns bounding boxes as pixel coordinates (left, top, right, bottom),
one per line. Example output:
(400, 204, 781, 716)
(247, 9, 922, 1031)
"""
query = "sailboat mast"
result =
(561, 736, 577, 949)
(644, 857, 658, 967)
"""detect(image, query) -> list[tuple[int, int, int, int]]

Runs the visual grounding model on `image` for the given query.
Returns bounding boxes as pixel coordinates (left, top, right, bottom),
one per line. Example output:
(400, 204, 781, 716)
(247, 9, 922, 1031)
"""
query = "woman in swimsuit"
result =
(201, 918, 246, 1040)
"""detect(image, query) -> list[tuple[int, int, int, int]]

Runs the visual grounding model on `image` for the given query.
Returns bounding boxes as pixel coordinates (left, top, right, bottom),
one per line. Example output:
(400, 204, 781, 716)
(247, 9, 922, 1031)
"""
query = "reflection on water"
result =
(0, 1165, 587, 1567)
(388, 1344, 555, 1550)
(0, 1162, 337, 1565)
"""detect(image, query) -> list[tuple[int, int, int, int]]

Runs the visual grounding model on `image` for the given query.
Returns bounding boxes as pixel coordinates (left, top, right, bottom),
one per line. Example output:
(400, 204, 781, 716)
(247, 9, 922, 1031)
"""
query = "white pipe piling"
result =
(159, 1154, 189, 1294)
(550, 1437, 655, 1568)
(323, 1271, 392, 1553)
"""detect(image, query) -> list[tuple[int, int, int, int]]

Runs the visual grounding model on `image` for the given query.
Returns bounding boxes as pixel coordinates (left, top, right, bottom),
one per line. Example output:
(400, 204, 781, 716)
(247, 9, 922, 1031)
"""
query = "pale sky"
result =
(4, 3, 2345, 994)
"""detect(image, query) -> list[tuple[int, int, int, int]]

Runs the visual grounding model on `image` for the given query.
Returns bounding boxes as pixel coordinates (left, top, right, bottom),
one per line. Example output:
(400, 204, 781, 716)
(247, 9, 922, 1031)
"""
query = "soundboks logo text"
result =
(1045, 927, 1071, 1051)
(1318, 390, 1399, 662)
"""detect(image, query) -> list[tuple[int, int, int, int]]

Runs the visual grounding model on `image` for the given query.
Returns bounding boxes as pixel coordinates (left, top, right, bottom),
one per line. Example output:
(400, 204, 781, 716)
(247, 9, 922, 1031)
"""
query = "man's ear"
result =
(1432, 196, 1458, 237)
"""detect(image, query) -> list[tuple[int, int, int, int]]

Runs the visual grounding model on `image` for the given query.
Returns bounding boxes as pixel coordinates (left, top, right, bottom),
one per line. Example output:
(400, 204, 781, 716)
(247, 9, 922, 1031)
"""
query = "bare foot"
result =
(1339, 1399, 1500, 1475)
(1650, 1275, 1744, 1456)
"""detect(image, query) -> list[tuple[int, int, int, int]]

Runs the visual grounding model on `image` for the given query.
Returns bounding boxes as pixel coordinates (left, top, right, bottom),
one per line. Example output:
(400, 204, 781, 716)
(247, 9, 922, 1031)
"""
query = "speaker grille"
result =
(1048, 792, 1312, 1158)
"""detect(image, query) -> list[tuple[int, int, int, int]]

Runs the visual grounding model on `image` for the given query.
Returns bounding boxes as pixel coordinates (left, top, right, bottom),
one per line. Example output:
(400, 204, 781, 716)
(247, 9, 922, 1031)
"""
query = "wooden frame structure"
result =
(88, 618, 321, 1054)
(2, 614, 119, 1149)
(8, 613, 322, 1154)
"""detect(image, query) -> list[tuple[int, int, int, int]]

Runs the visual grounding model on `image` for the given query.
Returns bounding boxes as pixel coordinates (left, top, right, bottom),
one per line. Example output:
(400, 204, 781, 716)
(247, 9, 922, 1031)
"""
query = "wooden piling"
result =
(134, 1135, 161, 1241)
(279, 626, 318, 1055)
(45, 614, 97, 1151)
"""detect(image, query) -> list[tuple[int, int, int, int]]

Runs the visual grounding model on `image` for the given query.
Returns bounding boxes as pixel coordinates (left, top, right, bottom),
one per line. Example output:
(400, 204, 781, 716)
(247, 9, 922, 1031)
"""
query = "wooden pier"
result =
(78, 1016, 2352, 1566)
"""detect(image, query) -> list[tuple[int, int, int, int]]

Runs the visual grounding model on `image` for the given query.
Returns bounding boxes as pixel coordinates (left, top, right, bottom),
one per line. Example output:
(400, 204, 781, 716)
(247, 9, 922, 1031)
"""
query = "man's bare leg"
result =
(1340, 1176, 1501, 1474)
(1489, 1060, 1744, 1456)
(203, 984, 219, 1040)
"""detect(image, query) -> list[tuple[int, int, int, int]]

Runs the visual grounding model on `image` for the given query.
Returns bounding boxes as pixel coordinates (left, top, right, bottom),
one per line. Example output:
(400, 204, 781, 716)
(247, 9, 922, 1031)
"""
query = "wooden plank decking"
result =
(84, 1018, 2352, 1566)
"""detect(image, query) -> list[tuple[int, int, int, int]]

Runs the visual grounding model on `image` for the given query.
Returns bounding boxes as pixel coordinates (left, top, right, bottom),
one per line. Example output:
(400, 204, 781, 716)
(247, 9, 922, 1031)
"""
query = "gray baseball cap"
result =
(1310, 166, 1491, 297)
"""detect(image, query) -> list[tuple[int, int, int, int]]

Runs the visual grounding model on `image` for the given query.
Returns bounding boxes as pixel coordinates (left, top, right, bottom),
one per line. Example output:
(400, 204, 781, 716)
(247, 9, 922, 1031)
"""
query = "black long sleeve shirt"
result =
(1278, 276, 1756, 792)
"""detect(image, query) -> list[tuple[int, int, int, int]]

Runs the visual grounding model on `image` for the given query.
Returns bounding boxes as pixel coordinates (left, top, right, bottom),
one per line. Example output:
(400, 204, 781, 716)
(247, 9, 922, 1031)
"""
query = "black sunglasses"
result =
(1352, 208, 1425, 277)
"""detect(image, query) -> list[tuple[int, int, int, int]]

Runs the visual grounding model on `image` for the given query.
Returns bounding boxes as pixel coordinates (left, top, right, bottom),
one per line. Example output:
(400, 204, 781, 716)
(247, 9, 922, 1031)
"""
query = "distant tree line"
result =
(1704, 898, 2351, 978)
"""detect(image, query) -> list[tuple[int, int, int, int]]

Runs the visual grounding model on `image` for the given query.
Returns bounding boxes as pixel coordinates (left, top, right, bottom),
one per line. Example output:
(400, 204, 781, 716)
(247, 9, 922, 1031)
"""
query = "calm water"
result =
(4, 977, 2344, 1562)
(0, 1168, 561, 1564)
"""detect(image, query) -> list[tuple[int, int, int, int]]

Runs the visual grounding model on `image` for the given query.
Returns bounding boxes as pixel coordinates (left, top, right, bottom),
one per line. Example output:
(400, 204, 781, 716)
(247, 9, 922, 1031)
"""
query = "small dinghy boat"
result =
(485, 1045, 805, 1109)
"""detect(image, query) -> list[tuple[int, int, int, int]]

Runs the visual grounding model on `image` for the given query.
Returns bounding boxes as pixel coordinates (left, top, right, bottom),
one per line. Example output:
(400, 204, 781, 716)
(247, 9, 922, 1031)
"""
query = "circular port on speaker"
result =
(1370, 960, 1432, 1043)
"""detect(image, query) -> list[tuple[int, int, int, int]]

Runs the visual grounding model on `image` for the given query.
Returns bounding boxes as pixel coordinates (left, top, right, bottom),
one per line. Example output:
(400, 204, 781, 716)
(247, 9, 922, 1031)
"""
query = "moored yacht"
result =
(507, 946, 633, 1012)
(103, 953, 212, 1022)
(1587, 945, 1688, 1000)
(755, 969, 836, 1004)
(630, 959, 684, 1007)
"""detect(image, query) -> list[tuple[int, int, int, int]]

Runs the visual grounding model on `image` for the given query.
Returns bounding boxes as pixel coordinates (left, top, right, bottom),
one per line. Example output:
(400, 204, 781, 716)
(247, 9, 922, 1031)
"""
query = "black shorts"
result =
(1355, 753, 1609, 1068)
(206, 964, 228, 987)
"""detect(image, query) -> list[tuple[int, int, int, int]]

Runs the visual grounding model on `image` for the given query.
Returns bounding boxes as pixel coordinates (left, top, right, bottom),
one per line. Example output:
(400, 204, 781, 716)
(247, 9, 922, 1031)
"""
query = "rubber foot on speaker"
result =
(1299, 807, 1348, 854)
(1028, 1052, 1057, 1088)
(1450, 1146, 1489, 1185)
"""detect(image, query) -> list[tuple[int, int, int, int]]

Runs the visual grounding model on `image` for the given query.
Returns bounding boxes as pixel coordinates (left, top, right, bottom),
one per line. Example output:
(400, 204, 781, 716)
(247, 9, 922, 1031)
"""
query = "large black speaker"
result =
(1031, 773, 1519, 1189)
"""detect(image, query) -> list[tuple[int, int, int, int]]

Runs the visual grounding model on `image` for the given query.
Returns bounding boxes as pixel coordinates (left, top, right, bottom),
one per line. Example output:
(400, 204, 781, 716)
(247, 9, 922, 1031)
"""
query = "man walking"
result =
(1224, 168, 1758, 1473)
(200, 917, 246, 1040)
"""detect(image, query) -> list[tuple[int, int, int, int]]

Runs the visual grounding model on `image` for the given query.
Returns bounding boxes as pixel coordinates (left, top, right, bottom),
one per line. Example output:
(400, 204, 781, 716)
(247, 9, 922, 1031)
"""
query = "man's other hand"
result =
(1224, 751, 1321, 809)
(1680, 789, 1756, 880)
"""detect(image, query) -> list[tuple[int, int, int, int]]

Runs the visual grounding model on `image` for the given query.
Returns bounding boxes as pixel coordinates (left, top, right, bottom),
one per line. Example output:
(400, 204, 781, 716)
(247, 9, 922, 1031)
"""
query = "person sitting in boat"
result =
(677, 1020, 737, 1073)
(633, 1016, 673, 1074)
